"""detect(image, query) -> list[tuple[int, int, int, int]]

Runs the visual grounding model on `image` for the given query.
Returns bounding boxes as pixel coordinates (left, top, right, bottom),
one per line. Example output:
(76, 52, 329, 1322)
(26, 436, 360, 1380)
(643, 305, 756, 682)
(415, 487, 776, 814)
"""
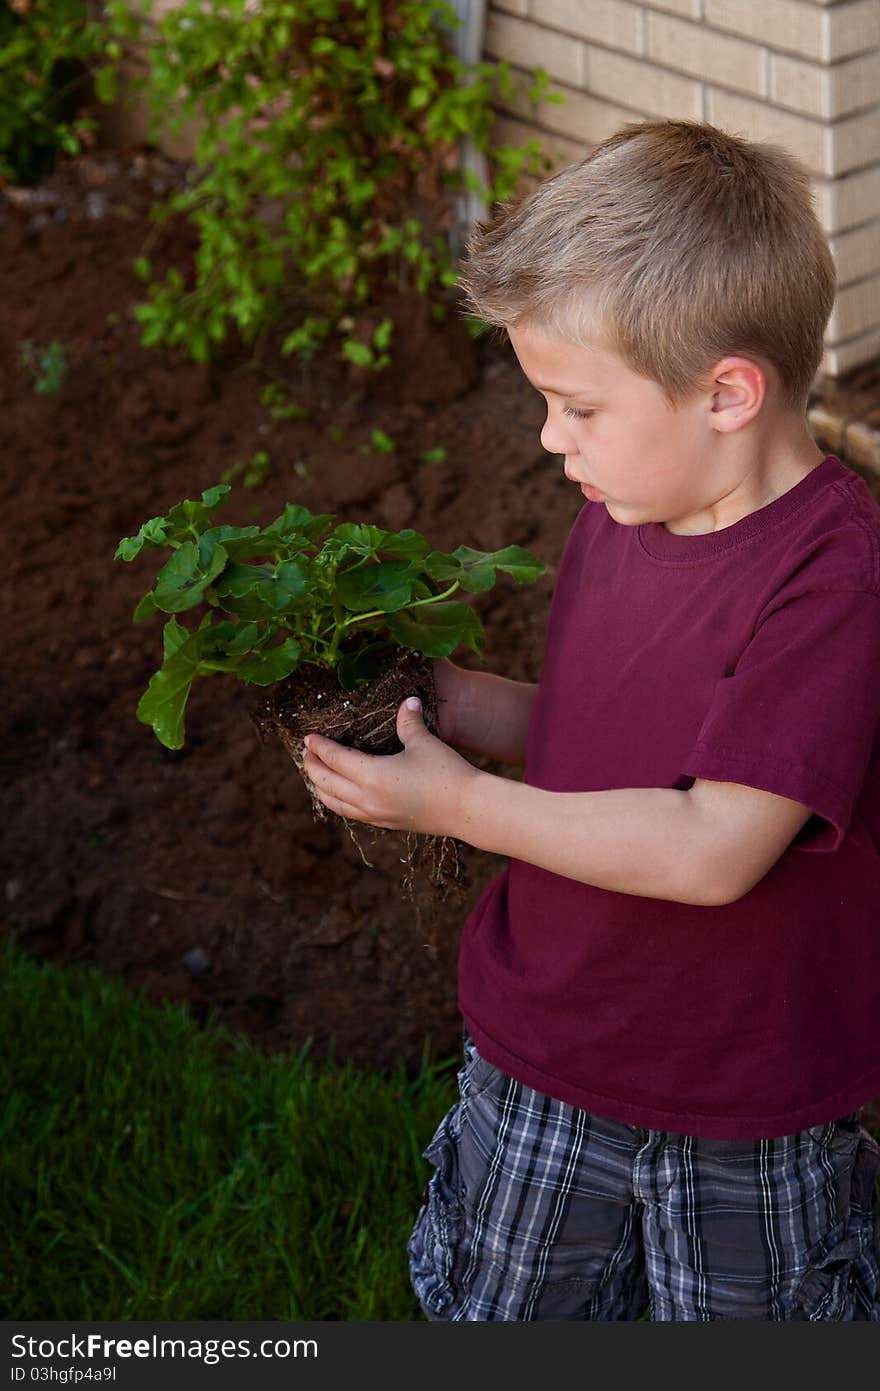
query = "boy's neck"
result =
(662, 422, 826, 536)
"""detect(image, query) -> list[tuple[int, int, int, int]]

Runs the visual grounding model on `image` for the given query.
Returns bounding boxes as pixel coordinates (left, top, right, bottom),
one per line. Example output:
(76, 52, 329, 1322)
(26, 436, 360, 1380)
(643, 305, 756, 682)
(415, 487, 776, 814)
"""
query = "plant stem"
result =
(342, 579, 461, 630)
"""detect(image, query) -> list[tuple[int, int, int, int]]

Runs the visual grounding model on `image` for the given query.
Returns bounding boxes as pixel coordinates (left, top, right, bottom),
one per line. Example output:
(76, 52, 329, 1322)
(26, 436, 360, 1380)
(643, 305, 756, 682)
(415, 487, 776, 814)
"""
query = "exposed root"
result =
(250, 649, 469, 901)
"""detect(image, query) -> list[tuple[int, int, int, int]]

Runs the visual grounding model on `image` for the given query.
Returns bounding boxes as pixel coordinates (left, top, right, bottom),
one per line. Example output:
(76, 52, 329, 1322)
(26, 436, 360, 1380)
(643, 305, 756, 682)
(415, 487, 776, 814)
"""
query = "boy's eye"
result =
(563, 405, 593, 420)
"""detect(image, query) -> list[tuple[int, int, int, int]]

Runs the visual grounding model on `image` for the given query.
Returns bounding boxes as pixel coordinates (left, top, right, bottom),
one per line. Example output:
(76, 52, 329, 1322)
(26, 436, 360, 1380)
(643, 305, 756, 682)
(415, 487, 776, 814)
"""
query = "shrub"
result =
(119, 0, 554, 366)
(0, 0, 114, 185)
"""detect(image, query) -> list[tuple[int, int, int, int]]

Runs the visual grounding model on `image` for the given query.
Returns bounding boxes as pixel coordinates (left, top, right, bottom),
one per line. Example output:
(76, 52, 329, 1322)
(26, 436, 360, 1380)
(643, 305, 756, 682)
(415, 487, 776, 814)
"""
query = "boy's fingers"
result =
(396, 695, 426, 745)
(303, 732, 374, 775)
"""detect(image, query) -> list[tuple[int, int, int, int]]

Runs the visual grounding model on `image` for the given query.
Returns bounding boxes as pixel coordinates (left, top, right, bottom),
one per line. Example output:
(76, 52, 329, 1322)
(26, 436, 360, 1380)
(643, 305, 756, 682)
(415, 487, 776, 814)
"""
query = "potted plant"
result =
(116, 484, 545, 889)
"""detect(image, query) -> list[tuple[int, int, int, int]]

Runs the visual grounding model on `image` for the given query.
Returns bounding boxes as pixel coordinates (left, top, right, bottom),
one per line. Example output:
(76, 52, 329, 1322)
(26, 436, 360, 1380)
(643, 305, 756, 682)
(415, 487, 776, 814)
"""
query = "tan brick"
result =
(705, 88, 827, 175)
(587, 47, 704, 120)
(534, 0, 643, 52)
(499, 67, 641, 142)
(768, 53, 827, 118)
(486, 13, 586, 86)
(770, 49, 880, 120)
(830, 51, 880, 119)
(812, 166, 880, 235)
(704, 0, 879, 63)
(642, 0, 702, 17)
(490, 0, 529, 16)
(829, 0, 880, 62)
(832, 105, 880, 178)
(492, 113, 589, 171)
(844, 419, 880, 471)
(807, 402, 848, 452)
(830, 220, 880, 286)
(827, 272, 880, 341)
(704, 0, 826, 60)
(646, 11, 765, 97)
(822, 326, 880, 378)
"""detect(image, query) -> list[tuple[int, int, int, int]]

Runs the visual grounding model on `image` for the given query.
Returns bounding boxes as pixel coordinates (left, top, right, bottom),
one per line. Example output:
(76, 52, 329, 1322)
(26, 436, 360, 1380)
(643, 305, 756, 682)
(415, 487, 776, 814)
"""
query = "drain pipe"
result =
(447, 0, 490, 251)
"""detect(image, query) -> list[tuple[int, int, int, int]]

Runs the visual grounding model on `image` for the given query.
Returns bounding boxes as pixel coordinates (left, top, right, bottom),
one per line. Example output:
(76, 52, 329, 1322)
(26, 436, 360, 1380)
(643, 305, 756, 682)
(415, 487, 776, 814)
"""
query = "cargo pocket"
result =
(407, 1107, 466, 1319)
(795, 1126, 880, 1321)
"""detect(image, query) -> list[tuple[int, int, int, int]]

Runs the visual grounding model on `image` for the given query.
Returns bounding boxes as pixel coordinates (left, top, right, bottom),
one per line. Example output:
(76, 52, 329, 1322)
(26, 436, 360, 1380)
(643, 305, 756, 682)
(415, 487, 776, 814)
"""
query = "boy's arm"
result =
(433, 658, 537, 766)
(302, 701, 813, 907)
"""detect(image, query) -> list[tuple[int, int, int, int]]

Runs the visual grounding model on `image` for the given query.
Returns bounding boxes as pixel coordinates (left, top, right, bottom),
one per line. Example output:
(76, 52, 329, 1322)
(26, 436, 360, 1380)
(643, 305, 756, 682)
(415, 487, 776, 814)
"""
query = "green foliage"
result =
(221, 448, 273, 490)
(1, 942, 460, 1319)
(18, 337, 67, 394)
(0, 0, 120, 185)
(116, 483, 545, 748)
(120, 0, 553, 366)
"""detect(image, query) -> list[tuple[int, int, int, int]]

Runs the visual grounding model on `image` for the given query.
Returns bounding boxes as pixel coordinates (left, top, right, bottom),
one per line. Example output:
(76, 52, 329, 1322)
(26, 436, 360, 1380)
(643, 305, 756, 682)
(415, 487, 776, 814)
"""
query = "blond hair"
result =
(460, 120, 836, 410)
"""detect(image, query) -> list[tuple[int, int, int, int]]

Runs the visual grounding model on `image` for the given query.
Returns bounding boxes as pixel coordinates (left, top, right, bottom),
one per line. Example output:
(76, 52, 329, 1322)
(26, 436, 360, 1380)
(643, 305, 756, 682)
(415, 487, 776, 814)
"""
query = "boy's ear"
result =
(707, 357, 766, 432)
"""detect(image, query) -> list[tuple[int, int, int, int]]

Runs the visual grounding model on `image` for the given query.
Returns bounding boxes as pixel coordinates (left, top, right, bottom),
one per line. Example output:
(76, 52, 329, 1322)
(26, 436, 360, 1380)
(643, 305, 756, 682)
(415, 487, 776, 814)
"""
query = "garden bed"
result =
(3, 148, 879, 1083)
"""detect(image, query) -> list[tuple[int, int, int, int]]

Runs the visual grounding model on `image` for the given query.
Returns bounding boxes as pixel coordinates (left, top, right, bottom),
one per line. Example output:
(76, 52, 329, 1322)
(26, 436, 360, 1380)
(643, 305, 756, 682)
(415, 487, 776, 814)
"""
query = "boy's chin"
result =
(602, 499, 644, 526)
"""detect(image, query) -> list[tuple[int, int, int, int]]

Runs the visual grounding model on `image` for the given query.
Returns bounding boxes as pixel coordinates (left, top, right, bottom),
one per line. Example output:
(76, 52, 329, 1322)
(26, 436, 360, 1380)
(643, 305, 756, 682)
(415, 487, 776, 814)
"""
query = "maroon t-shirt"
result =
(459, 454, 880, 1139)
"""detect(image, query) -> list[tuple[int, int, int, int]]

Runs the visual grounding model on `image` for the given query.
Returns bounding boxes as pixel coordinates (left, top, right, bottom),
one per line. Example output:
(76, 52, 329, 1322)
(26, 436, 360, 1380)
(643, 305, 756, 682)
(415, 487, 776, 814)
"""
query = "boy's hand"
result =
(301, 696, 478, 836)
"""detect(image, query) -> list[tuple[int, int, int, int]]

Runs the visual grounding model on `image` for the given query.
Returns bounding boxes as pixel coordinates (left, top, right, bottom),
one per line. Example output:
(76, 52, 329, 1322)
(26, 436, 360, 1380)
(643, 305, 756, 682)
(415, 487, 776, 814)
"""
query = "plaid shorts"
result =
(408, 1034, 880, 1321)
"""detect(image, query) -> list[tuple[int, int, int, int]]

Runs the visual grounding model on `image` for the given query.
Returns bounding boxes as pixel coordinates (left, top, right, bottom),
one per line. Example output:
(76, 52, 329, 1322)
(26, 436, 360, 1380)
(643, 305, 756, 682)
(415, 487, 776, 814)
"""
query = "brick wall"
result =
(486, 0, 880, 378)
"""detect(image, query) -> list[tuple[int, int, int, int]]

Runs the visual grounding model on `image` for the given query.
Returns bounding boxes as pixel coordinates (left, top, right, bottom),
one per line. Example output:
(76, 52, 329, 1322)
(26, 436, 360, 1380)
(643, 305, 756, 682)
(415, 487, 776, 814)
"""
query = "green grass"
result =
(0, 941, 458, 1320)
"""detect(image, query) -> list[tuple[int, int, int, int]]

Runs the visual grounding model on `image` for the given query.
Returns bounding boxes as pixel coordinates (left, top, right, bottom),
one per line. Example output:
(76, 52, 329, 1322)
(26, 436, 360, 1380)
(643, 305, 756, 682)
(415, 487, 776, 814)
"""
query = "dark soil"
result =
(0, 149, 575, 1072)
(3, 149, 880, 1101)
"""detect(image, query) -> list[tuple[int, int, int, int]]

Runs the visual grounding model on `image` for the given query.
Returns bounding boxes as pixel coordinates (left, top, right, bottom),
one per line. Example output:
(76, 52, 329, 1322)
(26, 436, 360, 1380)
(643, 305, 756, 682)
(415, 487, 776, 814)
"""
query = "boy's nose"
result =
(540, 414, 570, 456)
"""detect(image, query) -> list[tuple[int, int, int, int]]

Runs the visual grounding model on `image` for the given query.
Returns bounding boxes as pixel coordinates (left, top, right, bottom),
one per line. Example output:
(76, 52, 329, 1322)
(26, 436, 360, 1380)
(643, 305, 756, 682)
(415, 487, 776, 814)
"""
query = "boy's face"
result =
(508, 321, 741, 534)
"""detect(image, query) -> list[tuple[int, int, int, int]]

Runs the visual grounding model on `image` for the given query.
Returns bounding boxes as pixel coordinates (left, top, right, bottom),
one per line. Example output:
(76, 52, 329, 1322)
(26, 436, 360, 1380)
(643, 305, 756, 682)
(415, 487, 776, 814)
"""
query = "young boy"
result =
(302, 120, 880, 1320)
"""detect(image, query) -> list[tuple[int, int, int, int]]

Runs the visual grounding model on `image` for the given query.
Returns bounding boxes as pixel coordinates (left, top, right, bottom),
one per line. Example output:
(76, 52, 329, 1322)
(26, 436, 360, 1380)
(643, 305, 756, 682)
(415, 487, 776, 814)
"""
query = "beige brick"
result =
(499, 67, 642, 141)
(807, 402, 848, 452)
(705, 0, 826, 60)
(705, 88, 827, 174)
(492, 112, 589, 171)
(831, 219, 880, 285)
(486, 13, 586, 86)
(534, 0, 643, 52)
(490, 0, 529, 15)
(829, 0, 880, 61)
(587, 47, 704, 119)
(770, 49, 880, 120)
(844, 419, 880, 471)
(827, 272, 880, 341)
(822, 326, 880, 377)
(830, 51, 880, 119)
(646, 11, 766, 97)
(705, 0, 879, 63)
(812, 165, 880, 234)
(642, 0, 702, 17)
(832, 105, 880, 178)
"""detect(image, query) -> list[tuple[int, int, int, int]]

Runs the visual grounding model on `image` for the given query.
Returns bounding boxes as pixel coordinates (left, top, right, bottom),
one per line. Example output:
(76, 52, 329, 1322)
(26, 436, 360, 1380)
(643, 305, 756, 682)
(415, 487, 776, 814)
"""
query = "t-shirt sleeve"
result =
(680, 587, 880, 853)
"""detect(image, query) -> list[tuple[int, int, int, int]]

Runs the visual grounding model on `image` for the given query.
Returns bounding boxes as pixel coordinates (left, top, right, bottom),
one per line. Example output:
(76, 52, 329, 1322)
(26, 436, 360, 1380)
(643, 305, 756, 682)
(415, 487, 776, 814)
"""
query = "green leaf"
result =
(426, 544, 546, 593)
(115, 516, 171, 561)
(263, 505, 334, 545)
(162, 617, 190, 660)
(419, 446, 446, 464)
(136, 627, 208, 749)
(264, 560, 310, 611)
(198, 524, 263, 560)
(133, 591, 159, 624)
(369, 428, 396, 454)
(336, 560, 415, 614)
(151, 538, 229, 613)
(237, 638, 301, 686)
(386, 601, 484, 659)
(342, 340, 373, 368)
(372, 317, 393, 351)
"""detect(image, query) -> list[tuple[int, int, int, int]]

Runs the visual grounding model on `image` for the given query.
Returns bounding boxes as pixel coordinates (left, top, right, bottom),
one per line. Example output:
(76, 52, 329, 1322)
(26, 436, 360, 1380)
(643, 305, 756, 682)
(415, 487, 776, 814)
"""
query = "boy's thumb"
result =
(397, 695, 425, 744)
